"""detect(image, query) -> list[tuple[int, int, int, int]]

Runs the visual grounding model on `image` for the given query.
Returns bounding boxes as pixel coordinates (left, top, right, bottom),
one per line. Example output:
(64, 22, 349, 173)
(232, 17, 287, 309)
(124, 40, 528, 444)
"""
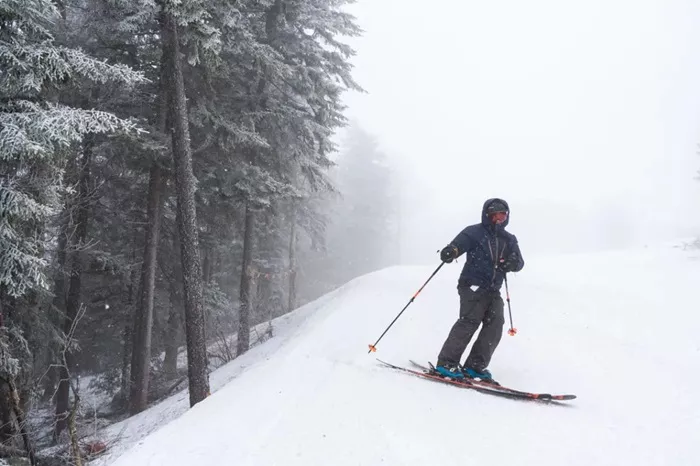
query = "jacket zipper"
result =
(487, 235, 498, 286)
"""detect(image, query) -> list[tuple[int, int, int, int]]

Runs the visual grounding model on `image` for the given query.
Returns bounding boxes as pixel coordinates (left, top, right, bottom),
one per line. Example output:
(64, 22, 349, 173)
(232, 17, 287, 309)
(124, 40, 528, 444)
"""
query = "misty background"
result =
(332, 0, 700, 266)
(4, 0, 700, 460)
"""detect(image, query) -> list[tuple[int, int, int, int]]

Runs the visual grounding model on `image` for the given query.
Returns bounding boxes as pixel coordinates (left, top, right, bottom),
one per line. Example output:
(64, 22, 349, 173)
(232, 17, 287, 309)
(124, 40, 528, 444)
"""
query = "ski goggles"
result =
(488, 211, 508, 223)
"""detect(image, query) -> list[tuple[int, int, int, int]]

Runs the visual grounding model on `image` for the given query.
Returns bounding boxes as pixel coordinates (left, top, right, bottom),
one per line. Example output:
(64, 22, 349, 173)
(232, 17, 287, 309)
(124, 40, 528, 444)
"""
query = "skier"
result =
(435, 198, 524, 381)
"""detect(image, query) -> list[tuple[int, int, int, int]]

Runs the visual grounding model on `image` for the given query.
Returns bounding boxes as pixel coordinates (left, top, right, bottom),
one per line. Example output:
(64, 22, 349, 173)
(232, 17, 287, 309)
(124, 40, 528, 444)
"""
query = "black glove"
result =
(497, 254, 518, 272)
(440, 245, 459, 263)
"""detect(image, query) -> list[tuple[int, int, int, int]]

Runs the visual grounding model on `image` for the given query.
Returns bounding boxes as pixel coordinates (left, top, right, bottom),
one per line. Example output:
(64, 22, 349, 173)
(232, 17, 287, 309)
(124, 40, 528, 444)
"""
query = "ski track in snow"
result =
(97, 242, 699, 466)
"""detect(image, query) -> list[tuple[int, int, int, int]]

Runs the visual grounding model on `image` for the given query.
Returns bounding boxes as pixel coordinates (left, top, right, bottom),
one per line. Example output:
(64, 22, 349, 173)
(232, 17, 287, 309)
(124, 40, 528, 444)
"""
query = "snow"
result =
(103, 241, 700, 466)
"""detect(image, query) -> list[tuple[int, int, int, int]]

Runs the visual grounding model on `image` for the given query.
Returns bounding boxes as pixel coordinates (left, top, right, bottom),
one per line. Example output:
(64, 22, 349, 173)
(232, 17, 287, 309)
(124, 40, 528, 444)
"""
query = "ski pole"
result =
(368, 262, 445, 353)
(504, 274, 517, 336)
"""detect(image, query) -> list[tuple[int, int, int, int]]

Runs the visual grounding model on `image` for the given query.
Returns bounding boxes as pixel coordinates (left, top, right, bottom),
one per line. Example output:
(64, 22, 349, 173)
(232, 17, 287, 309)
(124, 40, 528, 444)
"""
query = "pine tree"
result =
(128, 163, 164, 414)
(0, 0, 146, 299)
(0, 0, 368, 449)
(1, 0, 147, 449)
(160, 1, 212, 406)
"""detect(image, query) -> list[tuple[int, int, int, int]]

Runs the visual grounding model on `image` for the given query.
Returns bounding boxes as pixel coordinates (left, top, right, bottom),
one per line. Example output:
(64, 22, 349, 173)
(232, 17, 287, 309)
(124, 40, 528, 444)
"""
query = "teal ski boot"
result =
(463, 367, 499, 385)
(433, 362, 465, 380)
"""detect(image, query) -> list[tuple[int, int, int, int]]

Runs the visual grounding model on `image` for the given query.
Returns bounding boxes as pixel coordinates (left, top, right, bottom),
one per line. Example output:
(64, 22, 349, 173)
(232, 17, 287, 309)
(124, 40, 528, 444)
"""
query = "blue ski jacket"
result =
(448, 198, 524, 291)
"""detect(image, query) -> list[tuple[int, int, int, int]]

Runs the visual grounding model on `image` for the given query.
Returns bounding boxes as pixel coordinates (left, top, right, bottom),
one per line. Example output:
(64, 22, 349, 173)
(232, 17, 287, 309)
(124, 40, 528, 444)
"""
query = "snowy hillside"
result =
(102, 242, 700, 466)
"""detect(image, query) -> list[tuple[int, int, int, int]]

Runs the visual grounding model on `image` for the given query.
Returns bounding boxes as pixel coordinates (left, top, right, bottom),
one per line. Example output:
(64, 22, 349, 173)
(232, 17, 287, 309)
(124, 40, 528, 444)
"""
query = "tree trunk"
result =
(163, 229, 184, 381)
(0, 376, 37, 464)
(55, 143, 92, 440)
(7, 378, 36, 465)
(162, 10, 210, 406)
(0, 380, 13, 443)
(118, 320, 131, 406)
(125, 31, 170, 410)
(116, 234, 139, 411)
(42, 214, 70, 402)
(237, 204, 255, 355)
(163, 286, 182, 381)
(202, 247, 215, 285)
(129, 163, 164, 415)
(0, 293, 3, 339)
(287, 205, 297, 313)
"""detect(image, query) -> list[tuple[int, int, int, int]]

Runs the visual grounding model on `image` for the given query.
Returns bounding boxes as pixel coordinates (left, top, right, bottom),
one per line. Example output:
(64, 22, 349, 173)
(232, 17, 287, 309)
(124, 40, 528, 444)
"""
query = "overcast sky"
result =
(337, 0, 700, 263)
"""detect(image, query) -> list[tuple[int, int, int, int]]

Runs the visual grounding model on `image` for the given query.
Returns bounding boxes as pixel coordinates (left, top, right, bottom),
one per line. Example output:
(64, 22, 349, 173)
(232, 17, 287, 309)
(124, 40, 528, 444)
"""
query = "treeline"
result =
(0, 0, 400, 463)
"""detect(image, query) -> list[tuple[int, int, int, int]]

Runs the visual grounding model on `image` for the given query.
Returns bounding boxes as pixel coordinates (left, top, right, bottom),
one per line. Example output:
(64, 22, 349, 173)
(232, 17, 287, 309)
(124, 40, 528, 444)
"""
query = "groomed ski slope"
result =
(109, 242, 700, 466)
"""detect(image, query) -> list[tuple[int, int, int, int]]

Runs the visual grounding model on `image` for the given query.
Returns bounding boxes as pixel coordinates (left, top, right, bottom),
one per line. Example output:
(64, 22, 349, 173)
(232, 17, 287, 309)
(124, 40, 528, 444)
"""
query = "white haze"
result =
(340, 0, 700, 264)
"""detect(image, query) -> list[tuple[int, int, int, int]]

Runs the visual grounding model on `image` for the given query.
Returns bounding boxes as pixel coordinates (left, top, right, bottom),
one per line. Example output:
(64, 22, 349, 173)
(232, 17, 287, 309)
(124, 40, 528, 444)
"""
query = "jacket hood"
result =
(481, 198, 510, 228)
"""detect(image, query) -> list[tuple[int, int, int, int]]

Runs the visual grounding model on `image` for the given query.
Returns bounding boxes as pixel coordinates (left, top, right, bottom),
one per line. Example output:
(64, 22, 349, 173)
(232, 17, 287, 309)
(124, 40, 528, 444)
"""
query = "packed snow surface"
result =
(104, 242, 700, 466)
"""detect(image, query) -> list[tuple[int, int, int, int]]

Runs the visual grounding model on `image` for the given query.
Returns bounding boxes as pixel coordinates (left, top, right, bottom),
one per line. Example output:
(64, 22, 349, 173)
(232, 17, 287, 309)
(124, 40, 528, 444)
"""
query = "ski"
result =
(407, 359, 576, 401)
(377, 359, 576, 403)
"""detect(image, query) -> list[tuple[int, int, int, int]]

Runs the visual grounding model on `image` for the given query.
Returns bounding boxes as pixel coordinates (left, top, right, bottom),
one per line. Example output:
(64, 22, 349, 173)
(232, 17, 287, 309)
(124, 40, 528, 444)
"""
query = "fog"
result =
(338, 0, 700, 264)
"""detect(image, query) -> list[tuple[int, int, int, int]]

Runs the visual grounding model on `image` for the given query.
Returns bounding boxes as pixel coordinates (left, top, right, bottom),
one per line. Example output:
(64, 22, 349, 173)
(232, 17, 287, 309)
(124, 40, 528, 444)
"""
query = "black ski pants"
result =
(437, 286, 505, 371)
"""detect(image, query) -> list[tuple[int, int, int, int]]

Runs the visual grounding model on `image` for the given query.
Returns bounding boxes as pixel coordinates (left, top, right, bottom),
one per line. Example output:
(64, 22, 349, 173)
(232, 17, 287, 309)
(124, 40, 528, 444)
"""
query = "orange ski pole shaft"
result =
(368, 262, 445, 353)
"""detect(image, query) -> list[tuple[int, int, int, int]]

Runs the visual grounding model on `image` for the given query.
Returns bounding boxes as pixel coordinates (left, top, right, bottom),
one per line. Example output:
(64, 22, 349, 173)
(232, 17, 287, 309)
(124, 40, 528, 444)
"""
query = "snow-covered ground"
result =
(99, 241, 700, 465)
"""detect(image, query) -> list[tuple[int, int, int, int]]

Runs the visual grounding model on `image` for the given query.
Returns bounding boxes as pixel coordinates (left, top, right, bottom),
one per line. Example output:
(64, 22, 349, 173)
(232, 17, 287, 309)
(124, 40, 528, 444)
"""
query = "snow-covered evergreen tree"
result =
(0, 0, 366, 451)
(178, 0, 363, 351)
(0, 0, 145, 299)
